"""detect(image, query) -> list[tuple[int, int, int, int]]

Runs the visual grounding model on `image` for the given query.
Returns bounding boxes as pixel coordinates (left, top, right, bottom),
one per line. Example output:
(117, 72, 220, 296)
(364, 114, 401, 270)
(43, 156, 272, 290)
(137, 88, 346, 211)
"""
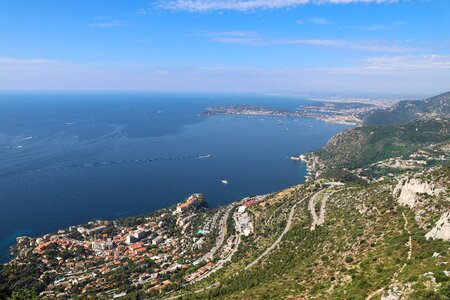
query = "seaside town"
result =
(8, 193, 264, 299)
(203, 100, 387, 125)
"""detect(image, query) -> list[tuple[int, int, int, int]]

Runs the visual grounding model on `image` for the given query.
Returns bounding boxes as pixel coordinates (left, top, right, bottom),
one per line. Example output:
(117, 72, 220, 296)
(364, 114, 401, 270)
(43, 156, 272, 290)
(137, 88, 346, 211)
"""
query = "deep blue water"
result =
(0, 92, 351, 262)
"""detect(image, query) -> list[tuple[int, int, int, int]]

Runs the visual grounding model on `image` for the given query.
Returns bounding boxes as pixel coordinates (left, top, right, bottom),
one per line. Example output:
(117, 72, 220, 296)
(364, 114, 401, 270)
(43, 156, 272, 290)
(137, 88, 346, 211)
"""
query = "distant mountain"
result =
(363, 92, 450, 126)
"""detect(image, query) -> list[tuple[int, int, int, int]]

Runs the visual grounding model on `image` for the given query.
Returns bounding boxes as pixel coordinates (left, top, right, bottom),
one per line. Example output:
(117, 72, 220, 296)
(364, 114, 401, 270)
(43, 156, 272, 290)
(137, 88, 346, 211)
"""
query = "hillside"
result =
(305, 118, 450, 181)
(172, 110, 450, 299)
(364, 92, 450, 126)
(177, 167, 449, 300)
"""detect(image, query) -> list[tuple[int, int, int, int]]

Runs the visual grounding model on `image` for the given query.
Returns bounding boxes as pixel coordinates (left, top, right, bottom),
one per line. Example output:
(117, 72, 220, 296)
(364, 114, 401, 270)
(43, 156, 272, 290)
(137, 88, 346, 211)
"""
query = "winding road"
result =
(193, 205, 234, 265)
(244, 194, 310, 271)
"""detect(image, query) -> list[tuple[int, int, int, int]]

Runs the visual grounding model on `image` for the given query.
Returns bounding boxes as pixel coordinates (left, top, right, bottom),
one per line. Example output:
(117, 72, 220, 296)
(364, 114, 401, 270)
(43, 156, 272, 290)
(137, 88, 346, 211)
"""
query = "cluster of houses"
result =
(11, 194, 218, 299)
(235, 205, 254, 237)
(10, 193, 270, 299)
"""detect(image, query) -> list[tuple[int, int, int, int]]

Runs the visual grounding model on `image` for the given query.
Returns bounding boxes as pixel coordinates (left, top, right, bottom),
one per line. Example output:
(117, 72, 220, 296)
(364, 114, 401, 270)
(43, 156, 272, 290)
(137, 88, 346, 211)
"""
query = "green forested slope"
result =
(364, 92, 450, 126)
(314, 118, 449, 170)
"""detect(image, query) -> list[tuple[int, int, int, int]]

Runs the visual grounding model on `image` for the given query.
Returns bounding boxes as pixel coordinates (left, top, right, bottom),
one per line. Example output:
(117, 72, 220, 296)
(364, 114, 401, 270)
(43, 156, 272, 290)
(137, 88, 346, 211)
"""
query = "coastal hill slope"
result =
(176, 103, 449, 299)
(363, 92, 450, 126)
(181, 166, 449, 300)
(308, 118, 449, 178)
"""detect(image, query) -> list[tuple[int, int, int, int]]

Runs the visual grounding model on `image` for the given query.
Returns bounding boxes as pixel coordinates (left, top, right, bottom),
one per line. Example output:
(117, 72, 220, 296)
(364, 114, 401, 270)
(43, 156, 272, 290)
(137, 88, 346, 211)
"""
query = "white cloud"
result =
(309, 17, 331, 24)
(200, 31, 263, 45)
(88, 20, 124, 28)
(284, 39, 417, 52)
(352, 24, 389, 31)
(159, 0, 399, 12)
(1, 54, 449, 96)
(136, 9, 148, 15)
(0, 57, 55, 65)
(206, 34, 418, 52)
(348, 21, 406, 31)
(210, 37, 263, 45)
(200, 30, 260, 37)
(361, 54, 450, 71)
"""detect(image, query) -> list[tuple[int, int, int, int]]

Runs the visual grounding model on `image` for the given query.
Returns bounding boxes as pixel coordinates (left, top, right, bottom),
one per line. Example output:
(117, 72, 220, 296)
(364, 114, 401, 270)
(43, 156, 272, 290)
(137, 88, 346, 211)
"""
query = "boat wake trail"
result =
(2, 154, 212, 177)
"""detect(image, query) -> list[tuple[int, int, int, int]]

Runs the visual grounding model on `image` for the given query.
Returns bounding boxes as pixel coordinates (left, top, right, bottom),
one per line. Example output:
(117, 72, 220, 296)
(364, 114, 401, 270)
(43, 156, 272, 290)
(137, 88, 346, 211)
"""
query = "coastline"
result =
(3, 98, 348, 265)
(291, 153, 322, 182)
(2, 112, 343, 265)
(1, 105, 351, 298)
(202, 101, 387, 126)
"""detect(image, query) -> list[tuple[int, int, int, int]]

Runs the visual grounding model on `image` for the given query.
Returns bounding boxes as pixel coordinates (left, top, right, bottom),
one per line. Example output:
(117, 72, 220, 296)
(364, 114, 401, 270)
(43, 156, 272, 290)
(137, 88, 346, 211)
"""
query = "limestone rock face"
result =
(425, 212, 450, 241)
(393, 177, 442, 208)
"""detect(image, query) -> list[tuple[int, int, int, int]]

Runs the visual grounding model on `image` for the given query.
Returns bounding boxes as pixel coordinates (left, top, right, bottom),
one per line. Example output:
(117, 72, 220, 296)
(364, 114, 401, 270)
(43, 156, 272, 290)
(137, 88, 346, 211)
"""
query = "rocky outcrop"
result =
(393, 177, 443, 208)
(425, 212, 450, 241)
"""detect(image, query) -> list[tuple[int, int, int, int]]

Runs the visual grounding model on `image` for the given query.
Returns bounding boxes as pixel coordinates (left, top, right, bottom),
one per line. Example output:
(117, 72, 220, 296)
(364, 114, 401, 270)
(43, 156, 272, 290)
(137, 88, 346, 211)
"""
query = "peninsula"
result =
(203, 99, 387, 125)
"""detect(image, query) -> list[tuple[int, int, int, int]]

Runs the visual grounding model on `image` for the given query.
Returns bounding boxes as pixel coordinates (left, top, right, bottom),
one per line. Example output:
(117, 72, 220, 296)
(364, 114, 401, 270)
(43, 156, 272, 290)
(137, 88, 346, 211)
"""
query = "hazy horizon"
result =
(1, 0, 449, 95)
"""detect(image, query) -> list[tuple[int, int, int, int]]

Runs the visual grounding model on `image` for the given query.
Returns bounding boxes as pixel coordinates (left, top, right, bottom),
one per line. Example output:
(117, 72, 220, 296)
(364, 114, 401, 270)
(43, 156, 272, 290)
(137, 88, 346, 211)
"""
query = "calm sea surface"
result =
(0, 92, 351, 262)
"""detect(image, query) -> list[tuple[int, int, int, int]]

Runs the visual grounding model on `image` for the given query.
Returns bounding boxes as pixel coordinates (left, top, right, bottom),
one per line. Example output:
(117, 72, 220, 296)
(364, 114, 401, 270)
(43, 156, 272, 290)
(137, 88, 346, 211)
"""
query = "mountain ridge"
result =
(363, 91, 450, 126)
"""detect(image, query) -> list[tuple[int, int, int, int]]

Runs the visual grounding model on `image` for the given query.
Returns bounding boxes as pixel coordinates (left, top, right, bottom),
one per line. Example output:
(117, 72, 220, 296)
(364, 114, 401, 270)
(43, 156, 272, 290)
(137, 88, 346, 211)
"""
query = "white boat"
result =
(221, 180, 229, 184)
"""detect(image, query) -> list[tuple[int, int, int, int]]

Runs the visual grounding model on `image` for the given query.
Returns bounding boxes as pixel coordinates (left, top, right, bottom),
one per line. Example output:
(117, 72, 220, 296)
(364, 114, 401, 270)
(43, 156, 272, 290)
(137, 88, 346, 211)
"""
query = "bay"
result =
(0, 92, 351, 262)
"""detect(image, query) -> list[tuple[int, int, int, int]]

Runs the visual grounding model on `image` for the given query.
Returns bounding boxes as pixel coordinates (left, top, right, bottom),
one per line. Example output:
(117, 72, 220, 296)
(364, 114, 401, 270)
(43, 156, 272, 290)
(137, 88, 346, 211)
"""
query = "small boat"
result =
(221, 180, 229, 184)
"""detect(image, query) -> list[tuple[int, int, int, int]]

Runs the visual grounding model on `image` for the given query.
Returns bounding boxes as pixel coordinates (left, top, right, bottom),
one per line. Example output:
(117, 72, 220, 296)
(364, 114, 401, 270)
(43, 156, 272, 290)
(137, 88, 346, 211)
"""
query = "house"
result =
(152, 236, 164, 246)
(237, 206, 246, 213)
(176, 194, 204, 213)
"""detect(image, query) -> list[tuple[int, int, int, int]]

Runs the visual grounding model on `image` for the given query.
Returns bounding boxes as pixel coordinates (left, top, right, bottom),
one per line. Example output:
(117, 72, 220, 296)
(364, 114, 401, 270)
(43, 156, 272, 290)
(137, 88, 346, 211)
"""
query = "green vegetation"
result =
(317, 169, 368, 186)
(314, 118, 450, 170)
(179, 171, 449, 299)
(364, 92, 450, 126)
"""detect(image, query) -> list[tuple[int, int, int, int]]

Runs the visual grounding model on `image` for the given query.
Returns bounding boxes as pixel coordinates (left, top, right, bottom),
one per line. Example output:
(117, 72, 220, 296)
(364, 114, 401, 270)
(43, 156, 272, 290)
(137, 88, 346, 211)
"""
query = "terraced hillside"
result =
(171, 167, 449, 300)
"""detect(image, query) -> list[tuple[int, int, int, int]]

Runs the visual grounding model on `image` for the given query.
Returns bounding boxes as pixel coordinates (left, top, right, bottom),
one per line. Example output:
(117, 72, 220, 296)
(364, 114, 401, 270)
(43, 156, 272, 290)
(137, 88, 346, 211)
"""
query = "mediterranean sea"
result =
(0, 92, 351, 262)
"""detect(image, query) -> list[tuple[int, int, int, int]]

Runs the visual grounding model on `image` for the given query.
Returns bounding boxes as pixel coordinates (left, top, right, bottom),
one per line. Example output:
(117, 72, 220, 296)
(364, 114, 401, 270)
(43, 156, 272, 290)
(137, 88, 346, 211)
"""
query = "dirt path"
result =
(402, 212, 412, 260)
(309, 189, 337, 230)
(365, 212, 413, 300)
(244, 194, 310, 271)
(366, 288, 384, 300)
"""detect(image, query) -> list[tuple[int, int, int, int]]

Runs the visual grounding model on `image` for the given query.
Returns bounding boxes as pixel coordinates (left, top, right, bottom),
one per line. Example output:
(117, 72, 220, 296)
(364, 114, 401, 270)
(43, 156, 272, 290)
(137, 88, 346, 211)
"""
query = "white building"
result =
(152, 236, 164, 246)
(237, 206, 246, 213)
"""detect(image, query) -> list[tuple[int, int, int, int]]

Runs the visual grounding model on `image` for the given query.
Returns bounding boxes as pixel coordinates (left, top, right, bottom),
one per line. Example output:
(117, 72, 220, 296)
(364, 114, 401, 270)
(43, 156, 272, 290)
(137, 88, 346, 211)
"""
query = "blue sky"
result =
(1, 0, 449, 95)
